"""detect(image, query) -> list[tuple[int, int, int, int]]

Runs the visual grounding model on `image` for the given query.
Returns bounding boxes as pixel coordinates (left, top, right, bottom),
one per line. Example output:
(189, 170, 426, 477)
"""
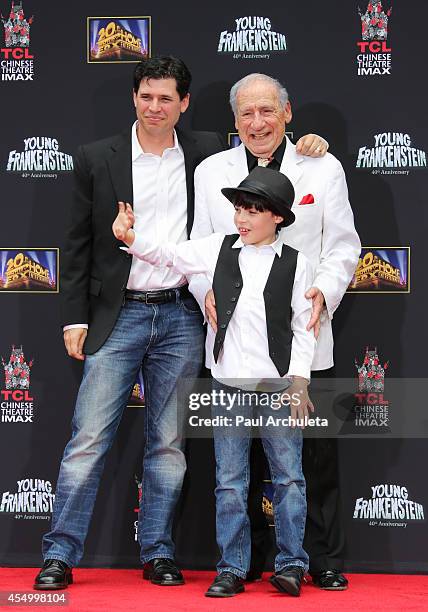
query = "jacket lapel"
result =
(176, 128, 199, 237)
(280, 136, 305, 192)
(107, 129, 134, 207)
(225, 143, 250, 187)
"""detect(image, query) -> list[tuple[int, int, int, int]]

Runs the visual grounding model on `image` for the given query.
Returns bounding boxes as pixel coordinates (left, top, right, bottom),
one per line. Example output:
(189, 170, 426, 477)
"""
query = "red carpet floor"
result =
(1, 569, 428, 611)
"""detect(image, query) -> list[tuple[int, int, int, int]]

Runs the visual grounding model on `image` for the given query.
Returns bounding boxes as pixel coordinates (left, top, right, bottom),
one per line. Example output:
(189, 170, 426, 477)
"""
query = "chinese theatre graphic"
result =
(348, 248, 409, 293)
(354, 347, 390, 427)
(356, 2, 392, 76)
(87, 17, 151, 63)
(128, 369, 145, 407)
(1, 345, 35, 423)
(1, 0, 34, 81)
(0, 249, 58, 293)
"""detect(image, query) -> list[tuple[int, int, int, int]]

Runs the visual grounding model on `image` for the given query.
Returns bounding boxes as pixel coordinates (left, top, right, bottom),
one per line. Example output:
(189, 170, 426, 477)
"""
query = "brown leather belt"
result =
(125, 285, 191, 305)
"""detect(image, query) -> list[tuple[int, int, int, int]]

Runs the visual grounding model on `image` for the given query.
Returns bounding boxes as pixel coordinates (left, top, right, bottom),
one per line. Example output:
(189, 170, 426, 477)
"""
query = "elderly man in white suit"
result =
(189, 73, 360, 590)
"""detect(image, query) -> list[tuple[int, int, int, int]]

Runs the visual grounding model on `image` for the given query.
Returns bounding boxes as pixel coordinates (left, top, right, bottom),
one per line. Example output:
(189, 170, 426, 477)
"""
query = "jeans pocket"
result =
(180, 295, 202, 315)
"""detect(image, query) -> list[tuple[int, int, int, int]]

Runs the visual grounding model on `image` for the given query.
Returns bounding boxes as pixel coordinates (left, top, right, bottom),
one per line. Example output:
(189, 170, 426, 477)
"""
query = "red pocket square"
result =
(299, 194, 315, 205)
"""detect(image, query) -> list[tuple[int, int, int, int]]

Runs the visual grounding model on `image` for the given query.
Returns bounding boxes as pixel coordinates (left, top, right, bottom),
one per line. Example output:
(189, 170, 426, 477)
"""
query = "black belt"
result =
(125, 285, 191, 305)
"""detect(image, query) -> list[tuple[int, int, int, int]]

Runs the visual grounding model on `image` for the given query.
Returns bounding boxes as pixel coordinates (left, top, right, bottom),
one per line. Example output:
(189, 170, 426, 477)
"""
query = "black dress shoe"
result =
(311, 570, 348, 590)
(205, 572, 245, 598)
(143, 558, 184, 585)
(34, 559, 73, 590)
(269, 565, 305, 597)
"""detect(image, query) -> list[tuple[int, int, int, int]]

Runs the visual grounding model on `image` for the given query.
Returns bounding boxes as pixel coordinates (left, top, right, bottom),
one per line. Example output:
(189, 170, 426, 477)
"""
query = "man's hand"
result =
(295, 134, 329, 158)
(112, 201, 135, 245)
(64, 328, 87, 361)
(205, 289, 217, 332)
(305, 286, 325, 339)
(284, 376, 312, 429)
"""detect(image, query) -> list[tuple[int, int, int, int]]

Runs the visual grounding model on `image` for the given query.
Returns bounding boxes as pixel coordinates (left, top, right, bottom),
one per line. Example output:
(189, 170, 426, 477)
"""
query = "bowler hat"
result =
(221, 166, 295, 227)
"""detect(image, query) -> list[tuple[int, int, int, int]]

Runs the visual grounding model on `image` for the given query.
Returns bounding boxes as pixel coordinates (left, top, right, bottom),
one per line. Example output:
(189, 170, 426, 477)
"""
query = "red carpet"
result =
(1, 569, 428, 611)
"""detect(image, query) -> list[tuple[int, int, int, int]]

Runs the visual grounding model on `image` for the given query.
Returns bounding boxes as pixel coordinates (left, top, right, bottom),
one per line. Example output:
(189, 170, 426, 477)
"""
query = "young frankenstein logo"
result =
(354, 347, 390, 427)
(353, 484, 425, 527)
(218, 16, 286, 60)
(6, 137, 73, 178)
(356, 133, 427, 175)
(356, 1, 392, 76)
(0, 0, 34, 81)
(0, 478, 55, 518)
(1, 345, 34, 423)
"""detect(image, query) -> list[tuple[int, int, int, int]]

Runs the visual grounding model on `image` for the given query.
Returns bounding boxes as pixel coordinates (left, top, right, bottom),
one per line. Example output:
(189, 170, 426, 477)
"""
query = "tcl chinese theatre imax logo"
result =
(356, 2, 392, 76)
(1, 0, 35, 81)
(1, 345, 35, 423)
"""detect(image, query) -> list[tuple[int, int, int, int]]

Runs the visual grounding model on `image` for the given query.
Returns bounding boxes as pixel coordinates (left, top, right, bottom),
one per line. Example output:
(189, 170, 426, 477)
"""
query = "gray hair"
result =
(229, 73, 289, 115)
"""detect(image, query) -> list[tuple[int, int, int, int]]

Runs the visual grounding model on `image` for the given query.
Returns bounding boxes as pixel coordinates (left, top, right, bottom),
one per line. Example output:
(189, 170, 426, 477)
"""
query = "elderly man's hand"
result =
(305, 286, 325, 339)
(296, 134, 329, 158)
(205, 289, 218, 332)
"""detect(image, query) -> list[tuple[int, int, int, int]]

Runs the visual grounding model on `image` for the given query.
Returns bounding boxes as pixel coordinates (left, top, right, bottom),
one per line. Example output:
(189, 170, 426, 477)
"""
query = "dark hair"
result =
(133, 55, 192, 99)
(234, 192, 287, 230)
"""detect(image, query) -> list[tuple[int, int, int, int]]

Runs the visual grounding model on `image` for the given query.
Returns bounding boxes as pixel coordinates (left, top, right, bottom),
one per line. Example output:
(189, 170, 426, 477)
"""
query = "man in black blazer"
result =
(34, 56, 225, 590)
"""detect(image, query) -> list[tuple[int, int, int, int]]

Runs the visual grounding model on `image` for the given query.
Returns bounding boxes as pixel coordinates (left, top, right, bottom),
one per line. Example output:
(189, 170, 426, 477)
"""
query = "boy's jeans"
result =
(212, 378, 308, 578)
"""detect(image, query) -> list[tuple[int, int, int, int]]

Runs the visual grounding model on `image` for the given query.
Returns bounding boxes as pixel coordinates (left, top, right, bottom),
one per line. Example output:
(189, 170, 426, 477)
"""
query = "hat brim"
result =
(221, 185, 295, 228)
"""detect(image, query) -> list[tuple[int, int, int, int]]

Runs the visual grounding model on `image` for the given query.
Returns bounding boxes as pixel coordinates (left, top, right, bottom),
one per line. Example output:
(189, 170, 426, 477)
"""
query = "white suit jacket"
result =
(189, 137, 361, 371)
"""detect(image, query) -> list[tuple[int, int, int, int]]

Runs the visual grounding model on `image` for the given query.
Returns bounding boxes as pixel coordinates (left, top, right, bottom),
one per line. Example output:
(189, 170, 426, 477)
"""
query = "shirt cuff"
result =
(286, 361, 311, 382)
(63, 324, 88, 331)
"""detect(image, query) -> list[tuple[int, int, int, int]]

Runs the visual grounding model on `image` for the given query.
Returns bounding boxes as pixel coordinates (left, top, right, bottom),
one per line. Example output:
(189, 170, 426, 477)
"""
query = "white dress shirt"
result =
(64, 121, 188, 332)
(125, 233, 316, 383)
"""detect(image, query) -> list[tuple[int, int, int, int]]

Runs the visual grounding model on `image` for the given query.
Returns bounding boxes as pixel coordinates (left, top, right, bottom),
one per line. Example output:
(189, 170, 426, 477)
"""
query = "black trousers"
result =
(248, 369, 345, 575)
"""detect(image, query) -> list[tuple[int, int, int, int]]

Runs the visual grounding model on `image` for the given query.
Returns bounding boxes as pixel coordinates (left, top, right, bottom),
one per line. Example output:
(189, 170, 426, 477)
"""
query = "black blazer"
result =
(60, 127, 225, 354)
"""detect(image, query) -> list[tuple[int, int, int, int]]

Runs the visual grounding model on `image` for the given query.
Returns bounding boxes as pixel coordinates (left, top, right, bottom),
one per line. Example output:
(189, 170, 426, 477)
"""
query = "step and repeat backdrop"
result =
(1, 0, 427, 573)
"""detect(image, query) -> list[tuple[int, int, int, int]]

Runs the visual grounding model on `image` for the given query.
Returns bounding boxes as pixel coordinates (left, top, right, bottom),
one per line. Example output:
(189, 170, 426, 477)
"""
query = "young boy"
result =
(112, 166, 316, 597)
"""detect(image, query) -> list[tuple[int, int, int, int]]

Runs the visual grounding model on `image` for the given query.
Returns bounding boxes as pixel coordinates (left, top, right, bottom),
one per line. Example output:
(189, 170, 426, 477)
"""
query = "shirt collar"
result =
(245, 137, 287, 172)
(232, 235, 284, 256)
(131, 120, 181, 161)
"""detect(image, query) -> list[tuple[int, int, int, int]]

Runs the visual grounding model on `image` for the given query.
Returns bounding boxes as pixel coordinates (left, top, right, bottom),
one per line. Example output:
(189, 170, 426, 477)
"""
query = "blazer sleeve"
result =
(313, 159, 361, 319)
(60, 145, 93, 326)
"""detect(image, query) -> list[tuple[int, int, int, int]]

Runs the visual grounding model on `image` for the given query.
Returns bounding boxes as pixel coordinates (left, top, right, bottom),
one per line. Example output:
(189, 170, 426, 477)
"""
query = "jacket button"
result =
(220, 324, 226, 329)
(231, 297, 237, 302)
(235, 282, 241, 288)
(226, 310, 232, 315)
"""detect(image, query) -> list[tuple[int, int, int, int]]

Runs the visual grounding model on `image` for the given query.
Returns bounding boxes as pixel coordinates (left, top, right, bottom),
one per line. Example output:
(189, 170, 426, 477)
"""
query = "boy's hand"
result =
(112, 201, 135, 245)
(283, 376, 312, 429)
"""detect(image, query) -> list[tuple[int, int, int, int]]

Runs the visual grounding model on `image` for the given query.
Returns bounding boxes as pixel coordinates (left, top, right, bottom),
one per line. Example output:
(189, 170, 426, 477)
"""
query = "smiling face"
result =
(233, 204, 284, 247)
(234, 79, 292, 158)
(133, 77, 189, 140)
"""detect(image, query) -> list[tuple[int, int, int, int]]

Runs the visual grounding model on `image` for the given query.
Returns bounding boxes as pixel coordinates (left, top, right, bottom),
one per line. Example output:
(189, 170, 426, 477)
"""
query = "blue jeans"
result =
(212, 379, 308, 578)
(42, 293, 204, 567)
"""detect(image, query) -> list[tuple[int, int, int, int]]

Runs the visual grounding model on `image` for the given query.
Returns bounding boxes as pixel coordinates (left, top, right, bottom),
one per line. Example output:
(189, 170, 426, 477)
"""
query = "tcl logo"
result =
(0, 47, 34, 59)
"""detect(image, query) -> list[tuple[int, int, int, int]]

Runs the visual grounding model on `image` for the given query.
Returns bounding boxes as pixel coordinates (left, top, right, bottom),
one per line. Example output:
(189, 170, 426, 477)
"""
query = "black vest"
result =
(212, 234, 298, 376)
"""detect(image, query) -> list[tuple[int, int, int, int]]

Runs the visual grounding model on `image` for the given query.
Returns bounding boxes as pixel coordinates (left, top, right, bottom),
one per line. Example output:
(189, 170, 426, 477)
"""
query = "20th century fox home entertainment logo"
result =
(1, 0, 34, 81)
